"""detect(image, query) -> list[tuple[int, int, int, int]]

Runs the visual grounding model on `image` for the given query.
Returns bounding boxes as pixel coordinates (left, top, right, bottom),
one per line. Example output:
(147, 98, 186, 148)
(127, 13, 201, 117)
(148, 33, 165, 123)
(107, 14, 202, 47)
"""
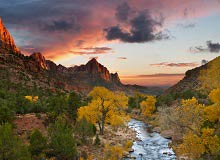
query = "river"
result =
(126, 119, 176, 160)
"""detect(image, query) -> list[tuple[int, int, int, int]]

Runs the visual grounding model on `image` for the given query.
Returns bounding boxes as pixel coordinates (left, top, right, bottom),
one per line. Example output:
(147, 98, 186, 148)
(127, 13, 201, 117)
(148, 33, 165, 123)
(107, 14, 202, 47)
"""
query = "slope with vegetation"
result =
(0, 18, 138, 159)
(155, 56, 220, 159)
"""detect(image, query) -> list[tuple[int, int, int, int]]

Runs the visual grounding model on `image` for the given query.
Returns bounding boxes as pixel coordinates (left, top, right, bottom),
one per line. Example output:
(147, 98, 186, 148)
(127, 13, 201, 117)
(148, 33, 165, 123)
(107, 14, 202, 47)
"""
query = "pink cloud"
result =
(150, 62, 198, 67)
(1, 0, 219, 60)
(120, 73, 185, 86)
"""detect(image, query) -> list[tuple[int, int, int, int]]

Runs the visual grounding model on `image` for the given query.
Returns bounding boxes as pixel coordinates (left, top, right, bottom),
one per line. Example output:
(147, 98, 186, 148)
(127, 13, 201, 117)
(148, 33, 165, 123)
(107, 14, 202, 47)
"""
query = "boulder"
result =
(128, 148, 134, 152)
(160, 130, 174, 139)
(123, 151, 130, 158)
(153, 127, 161, 133)
(161, 130, 173, 139)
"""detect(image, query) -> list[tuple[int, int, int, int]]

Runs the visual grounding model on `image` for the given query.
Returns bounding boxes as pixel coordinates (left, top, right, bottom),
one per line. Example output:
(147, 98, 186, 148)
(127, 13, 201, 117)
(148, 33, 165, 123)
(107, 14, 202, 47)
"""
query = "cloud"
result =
(190, 41, 220, 53)
(43, 19, 80, 32)
(150, 62, 198, 67)
(0, 0, 220, 60)
(177, 22, 196, 29)
(104, 10, 169, 43)
(201, 59, 208, 65)
(122, 73, 184, 78)
(207, 41, 220, 52)
(120, 73, 184, 86)
(75, 40, 86, 47)
(115, 2, 131, 22)
(70, 47, 113, 55)
(189, 46, 207, 53)
(118, 57, 127, 60)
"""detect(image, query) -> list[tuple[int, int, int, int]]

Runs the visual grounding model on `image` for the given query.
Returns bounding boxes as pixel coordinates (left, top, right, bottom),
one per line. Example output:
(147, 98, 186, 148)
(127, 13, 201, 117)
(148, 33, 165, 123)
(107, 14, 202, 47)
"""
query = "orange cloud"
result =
(118, 57, 127, 60)
(1, 0, 219, 61)
(70, 47, 113, 55)
(150, 62, 198, 67)
(120, 74, 184, 86)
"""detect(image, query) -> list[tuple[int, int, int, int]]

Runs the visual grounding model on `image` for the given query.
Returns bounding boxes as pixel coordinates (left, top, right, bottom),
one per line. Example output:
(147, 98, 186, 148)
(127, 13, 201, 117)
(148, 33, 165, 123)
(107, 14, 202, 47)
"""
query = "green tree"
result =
(48, 117, 77, 159)
(29, 129, 47, 157)
(0, 103, 14, 124)
(157, 93, 174, 106)
(47, 94, 68, 122)
(75, 117, 96, 143)
(0, 123, 31, 160)
(128, 92, 146, 109)
(67, 91, 84, 121)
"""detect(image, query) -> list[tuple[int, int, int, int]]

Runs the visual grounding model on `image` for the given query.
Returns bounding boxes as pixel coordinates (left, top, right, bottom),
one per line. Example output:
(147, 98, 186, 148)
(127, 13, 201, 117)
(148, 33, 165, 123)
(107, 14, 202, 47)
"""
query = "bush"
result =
(75, 117, 96, 143)
(0, 123, 31, 160)
(0, 102, 14, 124)
(157, 93, 174, 106)
(29, 129, 47, 157)
(48, 117, 77, 159)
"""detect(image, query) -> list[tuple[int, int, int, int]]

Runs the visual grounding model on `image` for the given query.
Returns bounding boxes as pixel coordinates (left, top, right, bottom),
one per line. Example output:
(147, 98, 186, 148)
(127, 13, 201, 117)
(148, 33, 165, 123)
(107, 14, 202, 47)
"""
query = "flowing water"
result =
(126, 119, 176, 160)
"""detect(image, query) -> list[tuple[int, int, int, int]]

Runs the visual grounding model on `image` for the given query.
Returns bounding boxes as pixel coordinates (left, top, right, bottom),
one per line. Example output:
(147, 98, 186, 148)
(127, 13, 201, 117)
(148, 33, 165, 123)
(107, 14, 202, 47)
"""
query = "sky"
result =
(1, 0, 220, 86)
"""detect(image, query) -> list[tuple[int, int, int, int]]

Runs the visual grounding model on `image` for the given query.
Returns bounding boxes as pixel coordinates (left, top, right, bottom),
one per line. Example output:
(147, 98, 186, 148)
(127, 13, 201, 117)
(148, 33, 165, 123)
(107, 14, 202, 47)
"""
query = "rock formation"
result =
(0, 18, 162, 95)
(0, 18, 20, 53)
(164, 57, 218, 95)
(30, 52, 48, 70)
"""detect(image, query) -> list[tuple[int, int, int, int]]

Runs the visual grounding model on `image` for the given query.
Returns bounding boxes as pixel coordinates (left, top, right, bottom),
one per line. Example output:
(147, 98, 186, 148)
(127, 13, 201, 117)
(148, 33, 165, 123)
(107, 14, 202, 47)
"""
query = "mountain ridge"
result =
(0, 18, 163, 95)
(163, 56, 220, 98)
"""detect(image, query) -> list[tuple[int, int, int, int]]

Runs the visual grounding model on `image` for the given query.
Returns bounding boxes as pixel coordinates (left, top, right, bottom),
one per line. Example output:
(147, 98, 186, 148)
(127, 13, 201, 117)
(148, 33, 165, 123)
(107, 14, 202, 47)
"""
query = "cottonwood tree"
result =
(160, 94, 220, 159)
(200, 57, 220, 91)
(77, 87, 129, 135)
(140, 95, 156, 117)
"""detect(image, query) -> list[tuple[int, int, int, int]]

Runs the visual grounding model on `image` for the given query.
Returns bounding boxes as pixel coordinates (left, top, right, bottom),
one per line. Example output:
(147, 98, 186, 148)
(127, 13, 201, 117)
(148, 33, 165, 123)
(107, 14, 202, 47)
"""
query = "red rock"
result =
(30, 52, 48, 70)
(0, 18, 20, 53)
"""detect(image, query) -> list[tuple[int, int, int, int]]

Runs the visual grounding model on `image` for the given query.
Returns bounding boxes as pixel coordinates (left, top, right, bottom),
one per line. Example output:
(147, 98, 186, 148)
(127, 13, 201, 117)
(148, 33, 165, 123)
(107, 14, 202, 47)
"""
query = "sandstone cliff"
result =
(0, 18, 163, 95)
(0, 18, 20, 53)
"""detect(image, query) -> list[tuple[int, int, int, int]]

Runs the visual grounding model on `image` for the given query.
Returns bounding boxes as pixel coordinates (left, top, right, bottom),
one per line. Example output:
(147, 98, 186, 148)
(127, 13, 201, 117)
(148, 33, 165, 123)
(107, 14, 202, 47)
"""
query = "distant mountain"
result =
(164, 56, 220, 97)
(0, 18, 163, 95)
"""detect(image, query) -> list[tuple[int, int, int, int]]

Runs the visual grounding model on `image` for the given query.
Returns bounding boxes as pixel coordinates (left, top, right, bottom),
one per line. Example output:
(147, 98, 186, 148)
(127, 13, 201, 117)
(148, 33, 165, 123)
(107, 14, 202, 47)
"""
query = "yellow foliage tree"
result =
(176, 131, 205, 159)
(166, 94, 220, 159)
(140, 96, 156, 117)
(204, 89, 220, 123)
(204, 103, 220, 123)
(104, 144, 124, 160)
(178, 97, 205, 133)
(79, 155, 94, 160)
(24, 96, 38, 102)
(209, 88, 220, 103)
(176, 128, 220, 159)
(77, 87, 129, 135)
(199, 57, 220, 90)
(201, 128, 220, 155)
(124, 140, 133, 152)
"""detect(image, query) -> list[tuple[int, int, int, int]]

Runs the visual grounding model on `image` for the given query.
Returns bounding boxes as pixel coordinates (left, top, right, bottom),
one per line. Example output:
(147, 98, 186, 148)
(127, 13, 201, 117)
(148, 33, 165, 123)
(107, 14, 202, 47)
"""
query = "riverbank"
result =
(78, 123, 137, 159)
(129, 110, 175, 139)
(78, 118, 176, 160)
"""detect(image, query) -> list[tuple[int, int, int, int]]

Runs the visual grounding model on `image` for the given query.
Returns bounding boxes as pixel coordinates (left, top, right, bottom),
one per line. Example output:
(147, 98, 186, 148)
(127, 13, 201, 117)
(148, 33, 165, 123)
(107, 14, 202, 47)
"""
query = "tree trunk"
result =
(98, 122, 102, 134)
(100, 121, 104, 135)
(100, 114, 106, 135)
